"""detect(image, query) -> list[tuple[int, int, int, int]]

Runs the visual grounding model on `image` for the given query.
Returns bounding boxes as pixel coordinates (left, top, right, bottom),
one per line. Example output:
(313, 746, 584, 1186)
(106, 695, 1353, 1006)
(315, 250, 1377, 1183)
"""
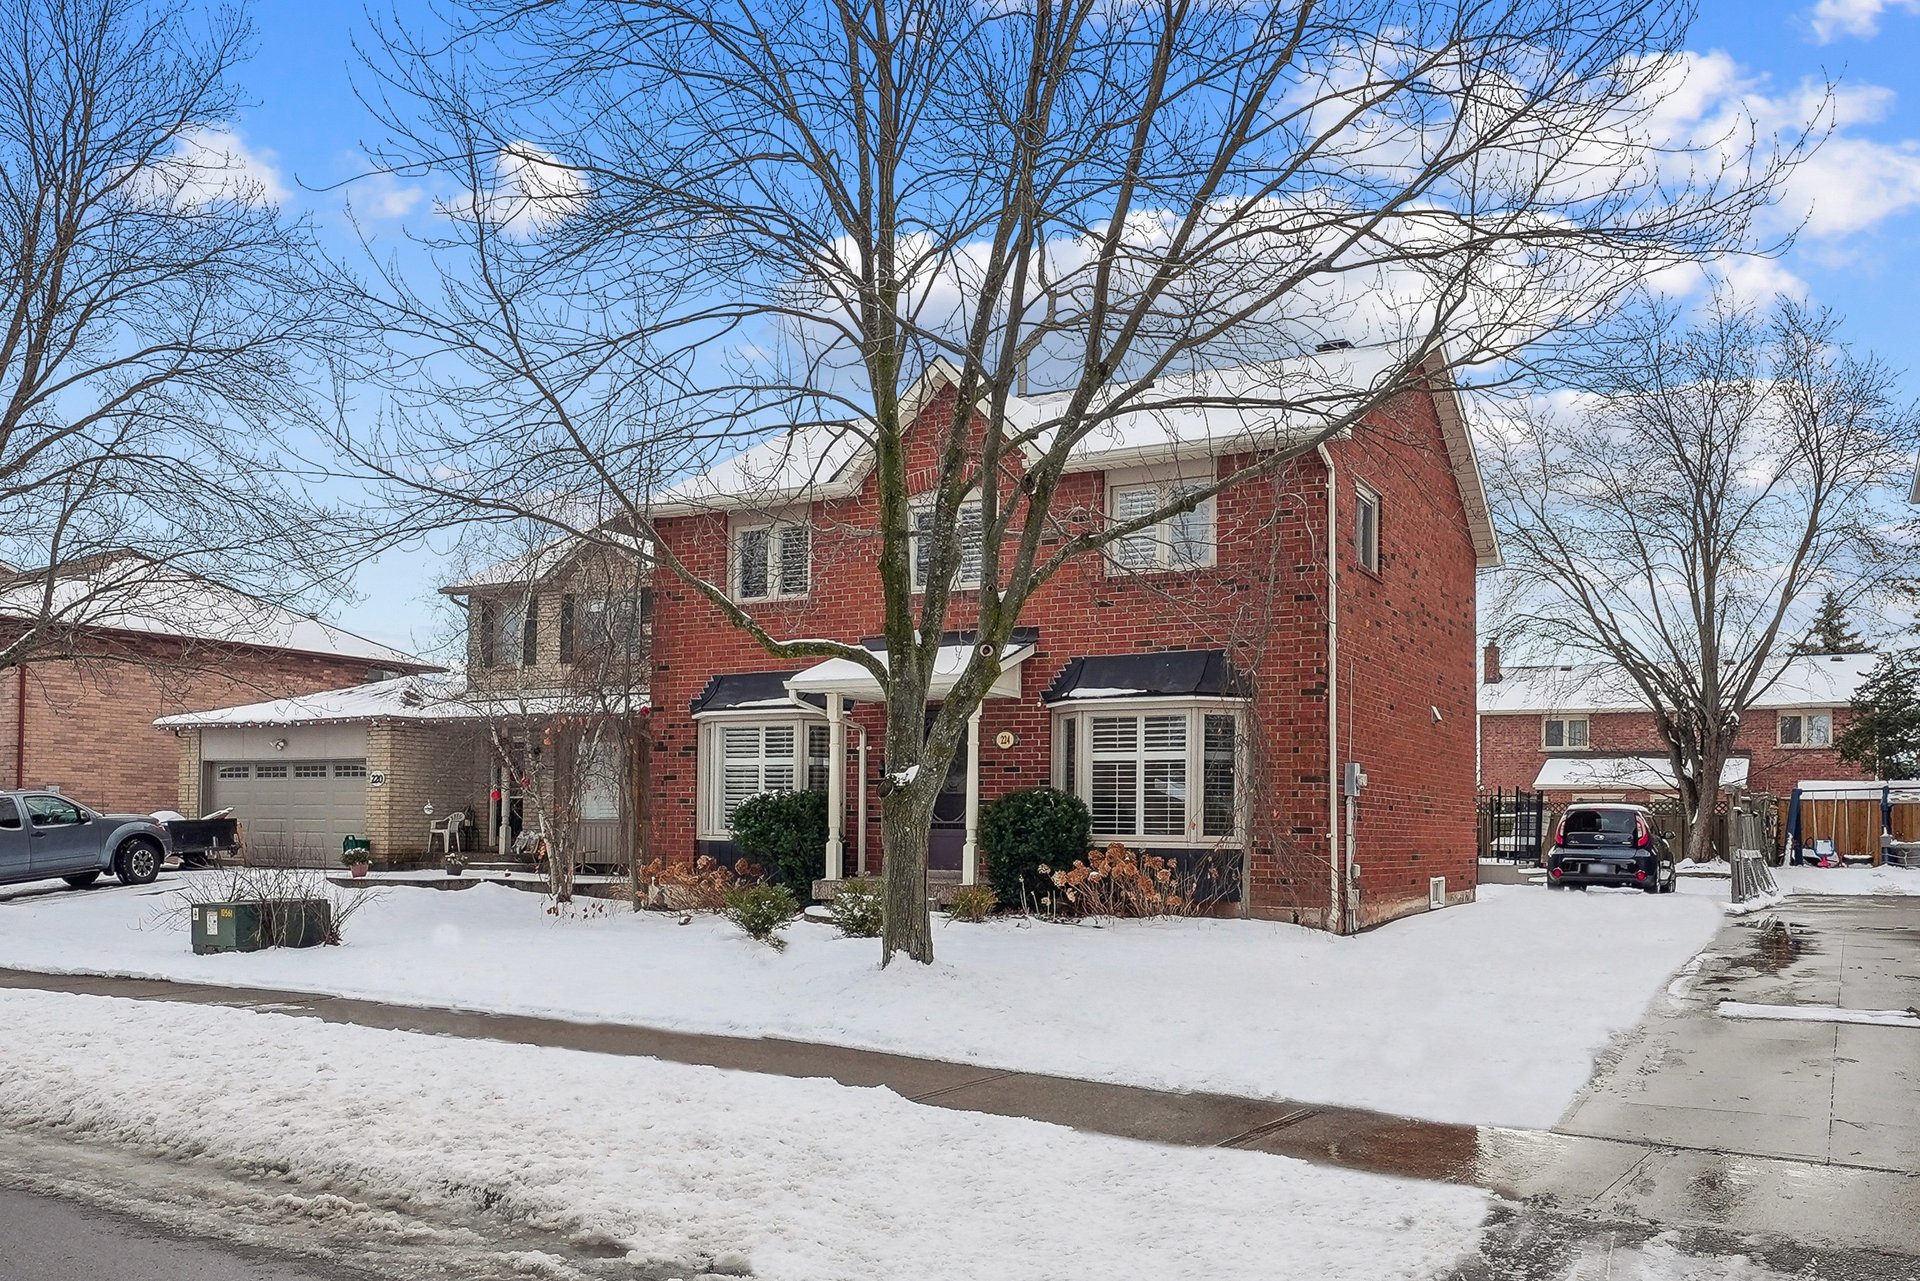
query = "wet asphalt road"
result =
(0, 1185, 365, 1281)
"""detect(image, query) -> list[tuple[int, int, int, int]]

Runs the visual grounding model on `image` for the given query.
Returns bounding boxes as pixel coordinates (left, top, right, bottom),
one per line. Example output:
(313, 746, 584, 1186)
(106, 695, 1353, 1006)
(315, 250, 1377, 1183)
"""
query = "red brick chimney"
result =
(1482, 641, 1502, 685)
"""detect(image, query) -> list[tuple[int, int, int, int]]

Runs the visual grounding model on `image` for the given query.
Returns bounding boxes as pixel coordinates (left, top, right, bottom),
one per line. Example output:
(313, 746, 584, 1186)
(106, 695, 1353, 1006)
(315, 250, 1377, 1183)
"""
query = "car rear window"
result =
(1564, 809, 1638, 836)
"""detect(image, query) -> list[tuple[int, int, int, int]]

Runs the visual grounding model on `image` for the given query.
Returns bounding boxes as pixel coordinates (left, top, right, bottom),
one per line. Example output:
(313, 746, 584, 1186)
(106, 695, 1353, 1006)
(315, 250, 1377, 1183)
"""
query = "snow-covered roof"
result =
(1533, 755, 1750, 793)
(784, 632, 1037, 703)
(1481, 652, 1880, 715)
(647, 349, 1501, 568)
(442, 531, 649, 595)
(154, 673, 647, 729)
(0, 553, 429, 668)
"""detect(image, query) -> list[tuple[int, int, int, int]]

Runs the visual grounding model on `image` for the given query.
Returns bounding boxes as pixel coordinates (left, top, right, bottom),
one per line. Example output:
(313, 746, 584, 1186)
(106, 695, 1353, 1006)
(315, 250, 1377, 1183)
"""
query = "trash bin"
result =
(342, 836, 372, 857)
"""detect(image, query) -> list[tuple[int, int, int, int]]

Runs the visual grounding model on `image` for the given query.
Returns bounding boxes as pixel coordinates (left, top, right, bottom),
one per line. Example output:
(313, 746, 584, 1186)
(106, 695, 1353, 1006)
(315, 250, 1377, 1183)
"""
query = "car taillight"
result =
(1549, 866, 1562, 878)
(1635, 819, 1651, 849)
(1635, 869, 1648, 881)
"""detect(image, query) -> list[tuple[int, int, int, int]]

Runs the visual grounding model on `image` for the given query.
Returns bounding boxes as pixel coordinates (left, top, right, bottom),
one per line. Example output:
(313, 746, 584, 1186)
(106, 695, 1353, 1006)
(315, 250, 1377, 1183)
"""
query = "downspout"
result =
(857, 724, 869, 876)
(13, 664, 24, 788)
(1318, 444, 1342, 935)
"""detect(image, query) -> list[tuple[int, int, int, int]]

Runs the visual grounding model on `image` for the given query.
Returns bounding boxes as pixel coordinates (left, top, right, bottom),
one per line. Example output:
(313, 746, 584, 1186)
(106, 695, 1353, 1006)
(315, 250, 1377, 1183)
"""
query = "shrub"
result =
(979, 787, 1091, 910)
(827, 877, 884, 937)
(946, 883, 996, 923)
(724, 884, 801, 949)
(1044, 842, 1208, 919)
(730, 790, 829, 902)
(641, 855, 765, 911)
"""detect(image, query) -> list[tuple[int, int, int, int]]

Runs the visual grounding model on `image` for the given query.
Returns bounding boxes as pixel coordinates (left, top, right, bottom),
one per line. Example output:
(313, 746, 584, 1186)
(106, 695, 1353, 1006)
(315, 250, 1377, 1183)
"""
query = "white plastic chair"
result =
(429, 810, 467, 855)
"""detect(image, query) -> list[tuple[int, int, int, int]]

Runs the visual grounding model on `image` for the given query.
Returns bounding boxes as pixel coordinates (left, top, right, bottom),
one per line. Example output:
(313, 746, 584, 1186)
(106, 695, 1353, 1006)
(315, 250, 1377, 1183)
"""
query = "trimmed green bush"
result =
(729, 790, 828, 902)
(723, 884, 801, 949)
(980, 787, 1091, 910)
(947, 883, 996, 923)
(827, 877, 884, 937)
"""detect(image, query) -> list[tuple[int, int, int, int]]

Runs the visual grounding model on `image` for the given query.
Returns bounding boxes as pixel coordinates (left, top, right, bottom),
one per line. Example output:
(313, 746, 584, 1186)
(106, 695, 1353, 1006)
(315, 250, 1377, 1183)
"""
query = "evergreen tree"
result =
(1796, 591, 1868, 655)
(1836, 652, 1920, 778)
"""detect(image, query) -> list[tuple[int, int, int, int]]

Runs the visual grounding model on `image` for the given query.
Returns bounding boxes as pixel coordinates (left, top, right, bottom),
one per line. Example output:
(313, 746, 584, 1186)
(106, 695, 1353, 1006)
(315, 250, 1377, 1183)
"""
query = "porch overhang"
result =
(783, 629, 1038, 703)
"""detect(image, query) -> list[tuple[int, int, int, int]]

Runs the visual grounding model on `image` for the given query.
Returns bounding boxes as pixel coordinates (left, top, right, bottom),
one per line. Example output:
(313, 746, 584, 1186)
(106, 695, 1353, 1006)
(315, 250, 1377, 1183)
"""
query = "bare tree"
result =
(0, 0, 350, 675)
(1485, 297, 1920, 859)
(343, 0, 1805, 961)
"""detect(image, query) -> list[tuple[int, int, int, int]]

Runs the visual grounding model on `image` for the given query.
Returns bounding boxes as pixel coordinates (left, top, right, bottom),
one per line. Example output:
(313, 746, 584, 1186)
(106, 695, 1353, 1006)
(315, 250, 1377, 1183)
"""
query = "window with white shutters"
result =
(735, 523, 810, 602)
(701, 717, 832, 836)
(911, 503, 984, 590)
(1109, 481, 1215, 572)
(1057, 704, 1242, 845)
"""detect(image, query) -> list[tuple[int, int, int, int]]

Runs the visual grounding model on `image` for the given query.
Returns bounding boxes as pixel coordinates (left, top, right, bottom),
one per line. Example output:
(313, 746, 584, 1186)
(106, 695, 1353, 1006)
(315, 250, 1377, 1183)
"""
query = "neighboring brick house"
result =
(0, 552, 433, 817)
(645, 349, 1501, 931)
(157, 536, 648, 865)
(1478, 644, 1879, 802)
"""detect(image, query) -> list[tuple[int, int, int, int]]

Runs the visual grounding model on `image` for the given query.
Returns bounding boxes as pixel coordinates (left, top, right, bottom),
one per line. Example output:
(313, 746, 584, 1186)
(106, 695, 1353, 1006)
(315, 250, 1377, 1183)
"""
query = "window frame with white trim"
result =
(1541, 714, 1589, 750)
(909, 498, 985, 592)
(1777, 709, 1834, 749)
(695, 712, 832, 839)
(1353, 481, 1381, 575)
(1104, 464, 1218, 575)
(732, 519, 812, 604)
(1051, 699, 1247, 847)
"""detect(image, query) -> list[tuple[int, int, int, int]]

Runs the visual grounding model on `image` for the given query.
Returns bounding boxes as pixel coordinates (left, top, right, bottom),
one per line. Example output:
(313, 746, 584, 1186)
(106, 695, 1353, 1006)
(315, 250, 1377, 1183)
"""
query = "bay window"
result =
(699, 717, 831, 836)
(1053, 704, 1243, 845)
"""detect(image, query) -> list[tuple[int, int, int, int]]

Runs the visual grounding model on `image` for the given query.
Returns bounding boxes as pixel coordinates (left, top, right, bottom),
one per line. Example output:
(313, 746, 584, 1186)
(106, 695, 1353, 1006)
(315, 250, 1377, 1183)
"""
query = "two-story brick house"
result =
(2, 551, 435, 819)
(158, 536, 648, 865)
(644, 350, 1501, 930)
(1478, 644, 1879, 801)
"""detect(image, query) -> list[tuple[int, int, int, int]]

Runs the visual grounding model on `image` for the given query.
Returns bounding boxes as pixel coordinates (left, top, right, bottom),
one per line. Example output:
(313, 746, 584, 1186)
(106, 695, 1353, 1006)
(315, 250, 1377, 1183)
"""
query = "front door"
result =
(0, 797, 30, 883)
(926, 709, 966, 872)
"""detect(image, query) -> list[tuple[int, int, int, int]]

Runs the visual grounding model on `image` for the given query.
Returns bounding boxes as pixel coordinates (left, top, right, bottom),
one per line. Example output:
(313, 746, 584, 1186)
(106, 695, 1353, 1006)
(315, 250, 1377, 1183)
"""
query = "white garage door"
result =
(208, 760, 369, 864)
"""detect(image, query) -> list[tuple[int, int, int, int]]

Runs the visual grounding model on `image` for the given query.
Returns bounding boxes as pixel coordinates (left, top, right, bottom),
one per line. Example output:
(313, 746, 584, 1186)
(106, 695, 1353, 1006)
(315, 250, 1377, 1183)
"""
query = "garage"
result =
(206, 758, 369, 862)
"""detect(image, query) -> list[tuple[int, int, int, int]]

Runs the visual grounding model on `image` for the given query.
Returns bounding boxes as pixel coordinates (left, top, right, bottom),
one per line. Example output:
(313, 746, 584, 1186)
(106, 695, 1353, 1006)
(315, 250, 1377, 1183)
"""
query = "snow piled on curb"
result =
(1717, 1000, 1920, 1029)
(0, 881, 1727, 1129)
(0, 989, 1488, 1281)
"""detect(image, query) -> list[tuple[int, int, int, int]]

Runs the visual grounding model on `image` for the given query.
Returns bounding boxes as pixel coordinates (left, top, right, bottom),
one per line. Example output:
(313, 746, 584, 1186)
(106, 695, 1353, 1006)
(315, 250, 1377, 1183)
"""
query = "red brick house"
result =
(644, 350, 1500, 930)
(1, 552, 435, 817)
(1477, 645, 1879, 802)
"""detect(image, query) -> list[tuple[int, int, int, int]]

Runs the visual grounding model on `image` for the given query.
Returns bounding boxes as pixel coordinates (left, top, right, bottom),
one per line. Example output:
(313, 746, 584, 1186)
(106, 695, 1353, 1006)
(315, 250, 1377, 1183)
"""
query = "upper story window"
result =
(1542, 715, 1588, 749)
(1778, 711, 1833, 748)
(479, 596, 536, 669)
(911, 502, 984, 592)
(1109, 480, 1215, 573)
(561, 591, 651, 665)
(736, 522, 810, 602)
(1354, 482, 1381, 574)
(1053, 704, 1242, 846)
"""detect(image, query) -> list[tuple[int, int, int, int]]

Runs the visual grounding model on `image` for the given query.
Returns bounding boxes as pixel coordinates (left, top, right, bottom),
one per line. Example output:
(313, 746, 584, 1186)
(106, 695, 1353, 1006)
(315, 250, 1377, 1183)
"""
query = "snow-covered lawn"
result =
(1774, 863, 1920, 896)
(0, 988, 1488, 1281)
(0, 879, 1727, 1128)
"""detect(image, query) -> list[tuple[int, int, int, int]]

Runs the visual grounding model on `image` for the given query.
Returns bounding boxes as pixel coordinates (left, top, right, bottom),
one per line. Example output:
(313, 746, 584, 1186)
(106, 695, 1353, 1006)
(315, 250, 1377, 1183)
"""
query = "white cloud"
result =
(442, 142, 589, 236)
(1808, 0, 1920, 43)
(137, 126, 288, 210)
(357, 168, 425, 220)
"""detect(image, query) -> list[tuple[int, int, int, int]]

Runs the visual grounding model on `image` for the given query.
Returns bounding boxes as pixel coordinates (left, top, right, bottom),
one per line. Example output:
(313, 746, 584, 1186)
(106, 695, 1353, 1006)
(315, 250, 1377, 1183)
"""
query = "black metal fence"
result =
(1477, 789, 1548, 863)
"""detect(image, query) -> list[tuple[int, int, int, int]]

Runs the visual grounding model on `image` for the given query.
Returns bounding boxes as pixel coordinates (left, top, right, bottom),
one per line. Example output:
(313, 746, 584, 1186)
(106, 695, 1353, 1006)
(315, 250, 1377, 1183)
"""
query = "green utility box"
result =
(191, 899, 334, 954)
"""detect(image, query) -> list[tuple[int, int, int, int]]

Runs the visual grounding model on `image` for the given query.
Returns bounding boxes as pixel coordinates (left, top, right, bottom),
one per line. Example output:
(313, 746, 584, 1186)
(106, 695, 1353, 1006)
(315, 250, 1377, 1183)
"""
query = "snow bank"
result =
(1774, 864, 1920, 896)
(0, 881, 1724, 1128)
(0, 989, 1488, 1281)
(1717, 1001, 1920, 1029)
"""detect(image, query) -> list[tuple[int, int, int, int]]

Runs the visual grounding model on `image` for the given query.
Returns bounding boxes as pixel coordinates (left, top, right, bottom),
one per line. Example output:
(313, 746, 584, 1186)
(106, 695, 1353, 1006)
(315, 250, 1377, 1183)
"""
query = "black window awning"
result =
(688, 670, 825, 716)
(1043, 650, 1244, 704)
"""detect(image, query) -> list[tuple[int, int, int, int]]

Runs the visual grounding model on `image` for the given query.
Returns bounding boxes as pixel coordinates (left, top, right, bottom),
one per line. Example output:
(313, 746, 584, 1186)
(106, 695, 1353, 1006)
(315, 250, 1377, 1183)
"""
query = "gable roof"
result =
(0, 552, 431, 669)
(646, 347, 1502, 568)
(1480, 652, 1880, 715)
(441, 531, 650, 596)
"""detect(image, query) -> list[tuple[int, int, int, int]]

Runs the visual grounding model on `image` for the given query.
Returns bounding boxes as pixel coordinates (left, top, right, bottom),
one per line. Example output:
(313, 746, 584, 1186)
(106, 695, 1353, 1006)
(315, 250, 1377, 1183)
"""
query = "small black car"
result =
(1546, 803, 1677, 893)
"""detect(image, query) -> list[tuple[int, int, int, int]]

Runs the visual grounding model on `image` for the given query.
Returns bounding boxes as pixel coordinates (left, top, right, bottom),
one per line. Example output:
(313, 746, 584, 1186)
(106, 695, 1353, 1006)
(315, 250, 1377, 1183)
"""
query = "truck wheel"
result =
(62, 871, 100, 889)
(115, 838, 162, 886)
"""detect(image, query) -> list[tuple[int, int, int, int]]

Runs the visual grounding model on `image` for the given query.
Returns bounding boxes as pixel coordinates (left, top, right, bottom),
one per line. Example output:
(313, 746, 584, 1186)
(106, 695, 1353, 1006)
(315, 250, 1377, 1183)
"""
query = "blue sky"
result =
(222, 1, 1920, 658)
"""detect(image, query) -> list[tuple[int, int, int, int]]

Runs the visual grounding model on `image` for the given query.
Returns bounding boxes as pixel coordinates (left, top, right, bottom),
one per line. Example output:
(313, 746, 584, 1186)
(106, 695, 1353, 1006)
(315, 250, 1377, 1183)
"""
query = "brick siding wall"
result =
(0, 632, 404, 814)
(1479, 705, 1872, 798)
(646, 381, 1482, 928)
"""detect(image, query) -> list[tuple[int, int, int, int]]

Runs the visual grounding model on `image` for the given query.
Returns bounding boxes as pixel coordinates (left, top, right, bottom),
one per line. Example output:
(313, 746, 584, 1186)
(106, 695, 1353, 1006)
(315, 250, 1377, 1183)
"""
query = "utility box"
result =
(191, 900, 333, 954)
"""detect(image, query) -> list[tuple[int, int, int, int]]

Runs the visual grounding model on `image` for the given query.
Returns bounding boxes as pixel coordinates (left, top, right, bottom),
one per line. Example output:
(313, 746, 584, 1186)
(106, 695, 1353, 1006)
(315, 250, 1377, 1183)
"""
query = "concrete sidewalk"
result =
(2, 954, 1916, 1260)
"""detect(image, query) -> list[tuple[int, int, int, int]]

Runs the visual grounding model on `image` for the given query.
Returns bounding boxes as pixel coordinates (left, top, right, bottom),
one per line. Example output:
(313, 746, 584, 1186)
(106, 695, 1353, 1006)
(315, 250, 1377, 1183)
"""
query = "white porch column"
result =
(961, 706, 982, 886)
(825, 693, 846, 882)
